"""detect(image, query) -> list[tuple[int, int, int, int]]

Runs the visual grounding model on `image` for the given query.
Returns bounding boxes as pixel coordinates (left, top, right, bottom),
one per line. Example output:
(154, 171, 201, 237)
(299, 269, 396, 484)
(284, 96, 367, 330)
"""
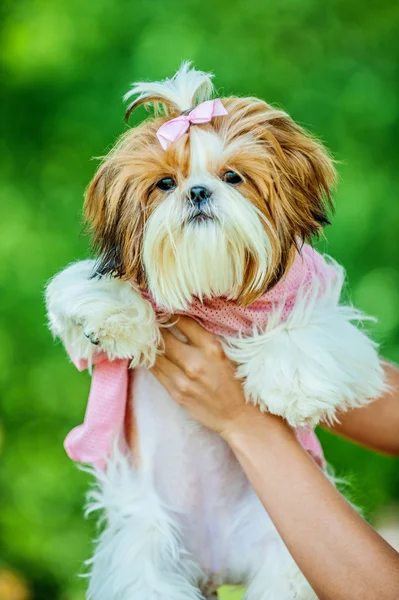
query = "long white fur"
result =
(47, 260, 378, 598)
(46, 259, 161, 368)
(46, 64, 386, 599)
(223, 262, 387, 427)
(143, 167, 272, 310)
(84, 446, 205, 600)
(80, 381, 316, 600)
(46, 263, 384, 597)
(124, 61, 214, 113)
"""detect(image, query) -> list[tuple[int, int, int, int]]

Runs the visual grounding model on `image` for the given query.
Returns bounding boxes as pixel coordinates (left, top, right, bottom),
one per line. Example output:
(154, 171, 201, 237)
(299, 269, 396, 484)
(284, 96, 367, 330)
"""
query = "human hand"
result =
(151, 316, 263, 438)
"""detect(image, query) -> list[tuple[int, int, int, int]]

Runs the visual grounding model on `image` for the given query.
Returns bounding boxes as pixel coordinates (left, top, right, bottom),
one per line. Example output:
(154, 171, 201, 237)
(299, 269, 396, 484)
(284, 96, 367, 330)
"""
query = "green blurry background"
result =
(1, 0, 398, 598)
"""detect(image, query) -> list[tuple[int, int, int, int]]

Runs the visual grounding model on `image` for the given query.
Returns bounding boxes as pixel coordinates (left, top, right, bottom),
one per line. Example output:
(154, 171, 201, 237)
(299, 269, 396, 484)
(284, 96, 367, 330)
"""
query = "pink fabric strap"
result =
(64, 354, 129, 469)
(294, 428, 326, 469)
(156, 99, 228, 150)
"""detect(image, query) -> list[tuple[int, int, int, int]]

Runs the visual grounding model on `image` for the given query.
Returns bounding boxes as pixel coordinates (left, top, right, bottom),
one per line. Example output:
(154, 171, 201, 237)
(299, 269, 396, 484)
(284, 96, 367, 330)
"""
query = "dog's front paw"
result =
(259, 390, 332, 428)
(46, 260, 161, 368)
(81, 303, 161, 368)
(83, 330, 100, 346)
(224, 296, 386, 428)
(237, 371, 329, 428)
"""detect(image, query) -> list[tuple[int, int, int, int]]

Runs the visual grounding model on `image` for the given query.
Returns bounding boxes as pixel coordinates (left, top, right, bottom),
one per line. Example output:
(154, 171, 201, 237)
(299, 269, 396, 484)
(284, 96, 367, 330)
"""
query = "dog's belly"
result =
(130, 367, 276, 581)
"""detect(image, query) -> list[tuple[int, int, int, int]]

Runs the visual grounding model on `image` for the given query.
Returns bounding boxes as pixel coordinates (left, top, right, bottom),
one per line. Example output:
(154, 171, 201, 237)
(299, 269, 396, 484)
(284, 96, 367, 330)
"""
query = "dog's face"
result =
(85, 65, 335, 311)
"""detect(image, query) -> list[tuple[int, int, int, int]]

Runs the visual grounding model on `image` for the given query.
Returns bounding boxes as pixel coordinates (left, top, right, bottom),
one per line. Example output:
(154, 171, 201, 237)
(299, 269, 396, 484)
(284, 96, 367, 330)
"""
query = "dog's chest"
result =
(129, 367, 254, 573)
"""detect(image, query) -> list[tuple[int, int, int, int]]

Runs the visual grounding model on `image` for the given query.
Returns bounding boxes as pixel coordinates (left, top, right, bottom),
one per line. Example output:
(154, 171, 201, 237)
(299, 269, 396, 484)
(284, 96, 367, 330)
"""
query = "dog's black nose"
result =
(189, 186, 211, 207)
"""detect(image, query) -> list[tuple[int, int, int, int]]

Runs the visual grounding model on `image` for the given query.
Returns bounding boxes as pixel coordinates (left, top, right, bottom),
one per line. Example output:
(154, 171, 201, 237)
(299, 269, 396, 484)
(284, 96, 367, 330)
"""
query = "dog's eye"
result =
(157, 177, 176, 192)
(222, 171, 242, 185)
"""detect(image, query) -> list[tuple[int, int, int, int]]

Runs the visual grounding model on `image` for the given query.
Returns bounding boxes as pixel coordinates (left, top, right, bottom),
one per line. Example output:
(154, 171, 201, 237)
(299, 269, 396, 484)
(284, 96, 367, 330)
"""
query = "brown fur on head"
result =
(84, 63, 335, 310)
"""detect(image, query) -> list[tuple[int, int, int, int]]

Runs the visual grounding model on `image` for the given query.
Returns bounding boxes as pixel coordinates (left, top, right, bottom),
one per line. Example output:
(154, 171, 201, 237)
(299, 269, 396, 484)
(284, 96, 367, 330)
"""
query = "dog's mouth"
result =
(186, 206, 216, 225)
(187, 212, 214, 224)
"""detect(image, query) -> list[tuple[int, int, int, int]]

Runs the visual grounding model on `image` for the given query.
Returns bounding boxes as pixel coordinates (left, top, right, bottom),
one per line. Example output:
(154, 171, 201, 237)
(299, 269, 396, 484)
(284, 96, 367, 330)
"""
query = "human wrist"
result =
(220, 404, 290, 447)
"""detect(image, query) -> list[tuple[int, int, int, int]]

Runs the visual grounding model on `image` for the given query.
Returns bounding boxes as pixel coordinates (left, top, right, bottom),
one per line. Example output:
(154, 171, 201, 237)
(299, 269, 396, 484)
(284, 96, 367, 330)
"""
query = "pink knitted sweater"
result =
(65, 245, 336, 469)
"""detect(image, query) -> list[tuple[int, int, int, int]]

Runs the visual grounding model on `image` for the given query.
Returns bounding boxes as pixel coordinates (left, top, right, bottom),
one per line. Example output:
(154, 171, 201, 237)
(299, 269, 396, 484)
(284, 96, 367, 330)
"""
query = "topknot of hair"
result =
(124, 61, 215, 121)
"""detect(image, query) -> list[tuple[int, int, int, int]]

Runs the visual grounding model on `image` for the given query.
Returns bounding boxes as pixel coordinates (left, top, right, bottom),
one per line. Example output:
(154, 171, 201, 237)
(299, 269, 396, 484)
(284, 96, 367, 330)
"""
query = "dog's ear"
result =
(84, 159, 146, 284)
(218, 97, 335, 253)
(265, 115, 336, 249)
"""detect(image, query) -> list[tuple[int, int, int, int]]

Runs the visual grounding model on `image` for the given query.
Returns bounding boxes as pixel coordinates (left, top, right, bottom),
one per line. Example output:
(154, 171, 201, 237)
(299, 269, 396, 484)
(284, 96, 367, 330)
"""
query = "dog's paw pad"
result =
(84, 331, 100, 345)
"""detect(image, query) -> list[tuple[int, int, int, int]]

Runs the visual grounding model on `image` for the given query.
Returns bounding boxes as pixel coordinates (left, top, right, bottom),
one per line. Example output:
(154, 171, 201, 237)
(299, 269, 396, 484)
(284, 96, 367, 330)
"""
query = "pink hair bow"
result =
(156, 99, 228, 150)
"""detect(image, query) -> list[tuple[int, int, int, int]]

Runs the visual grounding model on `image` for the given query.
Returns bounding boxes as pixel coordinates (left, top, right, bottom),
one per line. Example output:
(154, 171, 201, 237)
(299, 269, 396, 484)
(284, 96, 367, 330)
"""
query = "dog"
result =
(46, 63, 385, 599)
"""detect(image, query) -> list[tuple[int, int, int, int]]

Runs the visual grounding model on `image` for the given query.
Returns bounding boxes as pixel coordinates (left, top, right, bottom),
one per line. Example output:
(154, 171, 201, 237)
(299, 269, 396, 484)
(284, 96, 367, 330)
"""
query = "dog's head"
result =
(85, 62, 335, 311)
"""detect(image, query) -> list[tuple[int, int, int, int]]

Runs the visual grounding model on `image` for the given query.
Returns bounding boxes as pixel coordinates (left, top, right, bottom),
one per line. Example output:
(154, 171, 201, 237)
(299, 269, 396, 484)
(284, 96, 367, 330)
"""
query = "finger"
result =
(151, 363, 176, 398)
(162, 329, 199, 370)
(152, 352, 182, 378)
(175, 316, 224, 359)
(150, 355, 189, 404)
(174, 316, 217, 348)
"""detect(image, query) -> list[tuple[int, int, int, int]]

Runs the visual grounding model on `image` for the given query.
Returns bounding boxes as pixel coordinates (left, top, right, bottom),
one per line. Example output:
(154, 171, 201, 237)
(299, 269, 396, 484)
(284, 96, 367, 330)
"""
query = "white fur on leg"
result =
(45, 260, 161, 368)
(223, 271, 386, 428)
(245, 542, 317, 600)
(85, 447, 205, 600)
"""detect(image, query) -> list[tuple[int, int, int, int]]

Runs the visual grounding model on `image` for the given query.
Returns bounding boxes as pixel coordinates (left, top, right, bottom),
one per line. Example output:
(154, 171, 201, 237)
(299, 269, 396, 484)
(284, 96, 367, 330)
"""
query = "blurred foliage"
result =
(0, 0, 398, 598)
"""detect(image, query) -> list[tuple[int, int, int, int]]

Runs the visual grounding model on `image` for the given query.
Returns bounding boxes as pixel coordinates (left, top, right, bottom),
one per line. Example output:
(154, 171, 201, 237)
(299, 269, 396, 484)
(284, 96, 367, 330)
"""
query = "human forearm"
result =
(223, 409, 399, 600)
(323, 362, 399, 456)
(151, 319, 399, 599)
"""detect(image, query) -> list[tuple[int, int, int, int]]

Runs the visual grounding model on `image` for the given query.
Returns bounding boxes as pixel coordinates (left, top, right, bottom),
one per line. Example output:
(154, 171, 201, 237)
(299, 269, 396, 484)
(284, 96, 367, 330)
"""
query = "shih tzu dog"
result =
(46, 63, 385, 599)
